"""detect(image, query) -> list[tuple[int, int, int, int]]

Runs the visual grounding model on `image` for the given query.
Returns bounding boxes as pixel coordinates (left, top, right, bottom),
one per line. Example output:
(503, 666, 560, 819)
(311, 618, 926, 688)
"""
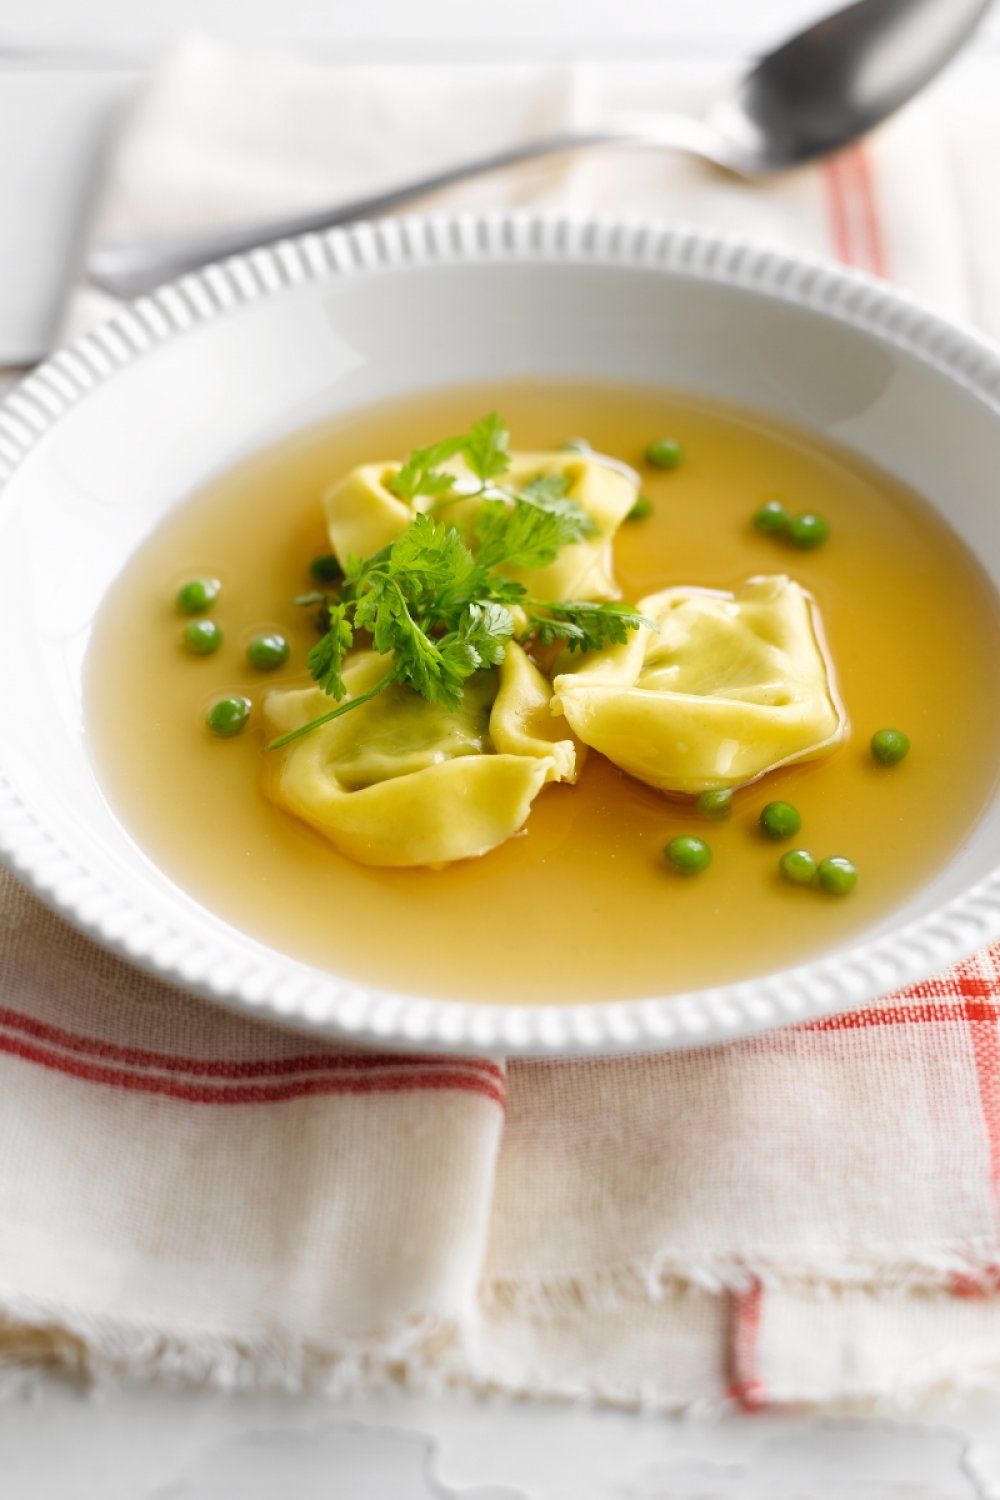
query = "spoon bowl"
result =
(718, 0, 993, 171)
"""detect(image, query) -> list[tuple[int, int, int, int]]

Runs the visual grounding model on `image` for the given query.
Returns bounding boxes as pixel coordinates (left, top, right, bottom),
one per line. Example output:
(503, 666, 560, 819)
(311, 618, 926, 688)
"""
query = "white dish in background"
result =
(1, 212, 1000, 1056)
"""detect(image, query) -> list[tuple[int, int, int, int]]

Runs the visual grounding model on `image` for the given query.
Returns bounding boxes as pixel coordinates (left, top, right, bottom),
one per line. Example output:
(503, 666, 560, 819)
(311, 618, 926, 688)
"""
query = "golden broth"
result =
(85, 382, 1000, 1003)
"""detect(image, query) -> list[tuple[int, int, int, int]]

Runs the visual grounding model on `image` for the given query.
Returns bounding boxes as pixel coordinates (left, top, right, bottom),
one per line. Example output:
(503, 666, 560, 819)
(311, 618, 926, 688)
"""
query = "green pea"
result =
(760, 800, 802, 840)
(246, 632, 290, 671)
(559, 438, 591, 454)
(176, 577, 220, 614)
(665, 835, 712, 875)
(818, 855, 858, 895)
(780, 848, 817, 886)
(627, 494, 653, 522)
(645, 437, 683, 470)
(182, 619, 223, 656)
(871, 728, 910, 766)
(753, 499, 790, 536)
(787, 513, 830, 549)
(206, 695, 251, 738)
(309, 553, 343, 584)
(696, 788, 733, 820)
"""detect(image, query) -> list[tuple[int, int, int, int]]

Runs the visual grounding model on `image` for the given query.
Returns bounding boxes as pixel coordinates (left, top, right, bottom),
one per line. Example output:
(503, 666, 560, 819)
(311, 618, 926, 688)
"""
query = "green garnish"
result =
(696, 788, 733, 820)
(665, 835, 712, 874)
(760, 800, 802, 840)
(627, 495, 653, 522)
(309, 553, 343, 584)
(559, 438, 591, 454)
(871, 728, 910, 766)
(520, 599, 654, 654)
(206, 696, 250, 738)
(182, 619, 223, 655)
(176, 578, 220, 615)
(385, 436, 465, 504)
(386, 411, 510, 504)
(780, 848, 817, 885)
(818, 855, 858, 895)
(473, 477, 594, 570)
(267, 416, 651, 751)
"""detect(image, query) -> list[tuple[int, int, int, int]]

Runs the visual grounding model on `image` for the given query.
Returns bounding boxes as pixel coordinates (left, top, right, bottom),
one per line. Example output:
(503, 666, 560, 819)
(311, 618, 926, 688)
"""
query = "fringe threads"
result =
(3, 1254, 1000, 1412)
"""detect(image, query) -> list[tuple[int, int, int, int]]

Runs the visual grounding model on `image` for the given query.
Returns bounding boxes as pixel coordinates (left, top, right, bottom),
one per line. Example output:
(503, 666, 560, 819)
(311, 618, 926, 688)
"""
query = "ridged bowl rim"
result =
(2, 210, 1000, 1056)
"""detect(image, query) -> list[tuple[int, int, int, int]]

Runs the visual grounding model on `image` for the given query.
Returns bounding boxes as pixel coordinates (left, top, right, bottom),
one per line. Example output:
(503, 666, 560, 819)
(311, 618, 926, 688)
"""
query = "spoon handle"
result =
(86, 115, 729, 300)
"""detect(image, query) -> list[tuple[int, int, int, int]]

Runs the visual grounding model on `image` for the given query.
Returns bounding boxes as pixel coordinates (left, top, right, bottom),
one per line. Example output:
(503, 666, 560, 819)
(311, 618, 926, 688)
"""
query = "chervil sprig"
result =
(267, 418, 650, 750)
(463, 411, 511, 484)
(386, 410, 512, 506)
(307, 599, 354, 699)
(386, 436, 466, 504)
(519, 599, 654, 654)
(472, 492, 592, 574)
(268, 515, 514, 749)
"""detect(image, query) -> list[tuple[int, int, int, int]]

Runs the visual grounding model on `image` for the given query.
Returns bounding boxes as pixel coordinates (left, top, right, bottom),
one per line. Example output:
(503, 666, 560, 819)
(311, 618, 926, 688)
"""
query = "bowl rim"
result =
(2, 209, 1000, 1057)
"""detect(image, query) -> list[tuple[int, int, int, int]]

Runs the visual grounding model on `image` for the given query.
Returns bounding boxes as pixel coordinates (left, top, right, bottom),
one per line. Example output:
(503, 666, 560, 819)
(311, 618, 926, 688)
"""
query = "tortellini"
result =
(324, 451, 638, 602)
(263, 643, 579, 867)
(552, 575, 845, 796)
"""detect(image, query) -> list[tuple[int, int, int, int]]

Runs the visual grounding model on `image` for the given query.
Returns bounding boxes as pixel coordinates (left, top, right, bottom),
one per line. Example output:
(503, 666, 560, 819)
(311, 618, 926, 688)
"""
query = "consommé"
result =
(85, 382, 1000, 1003)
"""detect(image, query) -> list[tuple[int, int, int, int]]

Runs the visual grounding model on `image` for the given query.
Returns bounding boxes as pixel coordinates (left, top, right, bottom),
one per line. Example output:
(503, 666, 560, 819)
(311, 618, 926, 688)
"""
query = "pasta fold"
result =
(324, 451, 638, 602)
(552, 575, 845, 795)
(264, 643, 579, 866)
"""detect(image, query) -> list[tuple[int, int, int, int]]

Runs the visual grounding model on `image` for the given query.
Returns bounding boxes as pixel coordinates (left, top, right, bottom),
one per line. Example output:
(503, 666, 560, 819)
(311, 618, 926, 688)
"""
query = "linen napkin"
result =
(4, 35, 1000, 1411)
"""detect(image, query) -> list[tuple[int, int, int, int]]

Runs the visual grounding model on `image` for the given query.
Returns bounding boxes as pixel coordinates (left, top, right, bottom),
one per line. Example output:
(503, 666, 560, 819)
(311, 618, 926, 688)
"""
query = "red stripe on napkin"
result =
(727, 1279, 765, 1411)
(804, 984, 1000, 1032)
(803, 954, 1000, 1207)
(851, 146, 888, 278)
(963, 998, 1000, 1200)
(822, 145, 887, 277)
(0, 1027, 506, 1108)
(0, 1003, 503, 1085)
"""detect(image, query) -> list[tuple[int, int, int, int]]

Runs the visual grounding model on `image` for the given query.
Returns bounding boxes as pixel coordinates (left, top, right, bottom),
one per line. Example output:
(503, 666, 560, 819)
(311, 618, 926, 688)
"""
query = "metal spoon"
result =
(87, 0, 991, 300)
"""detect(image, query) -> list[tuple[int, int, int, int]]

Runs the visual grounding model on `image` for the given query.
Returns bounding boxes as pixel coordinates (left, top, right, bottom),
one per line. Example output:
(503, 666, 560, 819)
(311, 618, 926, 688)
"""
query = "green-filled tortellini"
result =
(263, 643, 580, 867)
(552, 575, 845, 795)
(324, 451, 638, 602)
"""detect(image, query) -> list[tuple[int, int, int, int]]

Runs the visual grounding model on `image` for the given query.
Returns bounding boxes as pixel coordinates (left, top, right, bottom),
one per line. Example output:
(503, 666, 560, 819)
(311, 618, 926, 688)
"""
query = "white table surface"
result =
(5, 2, 1000, 1494)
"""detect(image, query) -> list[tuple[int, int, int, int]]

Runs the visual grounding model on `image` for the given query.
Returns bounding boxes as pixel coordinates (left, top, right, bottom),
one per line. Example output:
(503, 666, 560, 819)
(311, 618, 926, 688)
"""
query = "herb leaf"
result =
(386, 412, 511, 505)
(473, 496, 592, 573)
(387, 436, 466, 504)
(463, 411, 510, 483)
(521, 600, 654, 654)
(341, 517, 487, 710)
(384, 511, 477, 599)
(520, 473, 569, 504)
(306, 600, 354, 697)
(447, 600, 515, 669)
(517, 471, 598, 536)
